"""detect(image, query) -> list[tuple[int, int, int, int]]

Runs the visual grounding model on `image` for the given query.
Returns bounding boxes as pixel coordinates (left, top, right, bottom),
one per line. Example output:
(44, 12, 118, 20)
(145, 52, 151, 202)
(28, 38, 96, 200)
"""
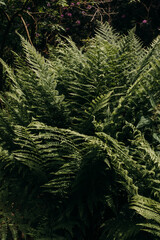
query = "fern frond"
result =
(95, 22, 120, 45)
(131, 195, 160, 237)
(0, 59, 17, 85)
(95, 131, 138, 195)
(100, 213, 141, 240)
(1, 36, 68, 127)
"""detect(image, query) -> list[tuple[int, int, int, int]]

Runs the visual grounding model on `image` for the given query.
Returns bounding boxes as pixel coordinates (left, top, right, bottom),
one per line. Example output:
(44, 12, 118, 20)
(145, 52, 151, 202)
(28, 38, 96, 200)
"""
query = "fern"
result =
(0, 23, 160, 239)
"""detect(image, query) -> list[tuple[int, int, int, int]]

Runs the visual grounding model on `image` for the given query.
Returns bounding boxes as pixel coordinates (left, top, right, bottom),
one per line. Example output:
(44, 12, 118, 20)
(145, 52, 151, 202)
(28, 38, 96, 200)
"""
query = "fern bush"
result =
(0, 23, 160, 240)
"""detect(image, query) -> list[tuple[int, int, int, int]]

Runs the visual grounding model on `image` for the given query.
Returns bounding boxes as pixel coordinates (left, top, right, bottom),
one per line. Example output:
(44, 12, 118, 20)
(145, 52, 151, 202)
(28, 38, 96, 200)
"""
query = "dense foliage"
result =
(0, 23, 160, 239)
